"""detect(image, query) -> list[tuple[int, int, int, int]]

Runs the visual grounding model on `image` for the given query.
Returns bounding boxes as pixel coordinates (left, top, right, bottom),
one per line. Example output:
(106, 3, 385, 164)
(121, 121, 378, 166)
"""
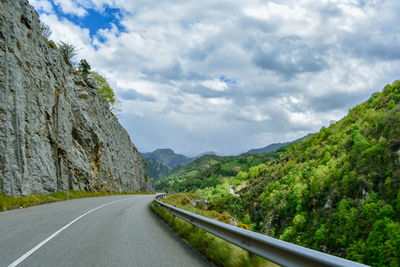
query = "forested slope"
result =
(155, 150, 286, 192)
(196, 81, 400, 265)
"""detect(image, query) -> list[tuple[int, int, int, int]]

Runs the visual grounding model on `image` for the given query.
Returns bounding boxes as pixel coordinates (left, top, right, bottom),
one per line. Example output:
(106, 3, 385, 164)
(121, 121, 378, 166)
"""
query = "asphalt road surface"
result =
(0, 195, 210, 267)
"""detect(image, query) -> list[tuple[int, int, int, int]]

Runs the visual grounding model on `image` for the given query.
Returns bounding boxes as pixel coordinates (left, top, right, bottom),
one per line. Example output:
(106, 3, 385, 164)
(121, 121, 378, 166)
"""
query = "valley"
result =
(153, 80, 400, 266)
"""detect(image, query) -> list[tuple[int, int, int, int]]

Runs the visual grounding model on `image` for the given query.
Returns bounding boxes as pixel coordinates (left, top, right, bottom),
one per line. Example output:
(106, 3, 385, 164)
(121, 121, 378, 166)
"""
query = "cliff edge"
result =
(0, 0, 152, 196)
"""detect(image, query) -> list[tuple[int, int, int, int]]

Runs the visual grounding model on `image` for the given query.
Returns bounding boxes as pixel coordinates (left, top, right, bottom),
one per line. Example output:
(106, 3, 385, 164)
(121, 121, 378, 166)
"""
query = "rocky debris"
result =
(229, 218, 238, 227)
(323, 198, 332, 209)
(0, 0, 152, 196)
(232, 166, 241, 173)
(193, 198, 208, 210)
(229, 185, 240, 197)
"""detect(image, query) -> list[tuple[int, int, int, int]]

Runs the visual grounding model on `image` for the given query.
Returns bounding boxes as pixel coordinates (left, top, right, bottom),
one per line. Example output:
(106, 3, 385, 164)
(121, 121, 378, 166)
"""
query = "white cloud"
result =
(244, 2, 307, 21)
(53, 0, 87, 17)
(29, 0, 54, 13)
(31, 0, 400, 155)
(201, 79, 229, 92)
(39, 14, 94, 63)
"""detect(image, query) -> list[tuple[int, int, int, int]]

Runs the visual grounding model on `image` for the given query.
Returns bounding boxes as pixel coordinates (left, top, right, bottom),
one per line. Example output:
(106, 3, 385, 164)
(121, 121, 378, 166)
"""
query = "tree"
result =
(89, 71, 117, 111)
(58, 41, 77, 65)
(40, 22, 52, 39)
(78, 59, 91, 76)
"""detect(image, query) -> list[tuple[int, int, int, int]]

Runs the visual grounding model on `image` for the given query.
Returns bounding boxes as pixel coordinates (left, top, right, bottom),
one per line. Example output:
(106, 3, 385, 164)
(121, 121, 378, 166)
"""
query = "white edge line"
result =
(8, 197, 133, 267)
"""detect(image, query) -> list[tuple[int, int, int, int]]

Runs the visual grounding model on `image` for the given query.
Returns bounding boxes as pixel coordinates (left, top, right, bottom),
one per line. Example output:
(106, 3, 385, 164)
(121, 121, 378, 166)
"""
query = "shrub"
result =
(46, 40, 57, 49)
(89, 71, 116, 109)
(58, 41, 77, 65)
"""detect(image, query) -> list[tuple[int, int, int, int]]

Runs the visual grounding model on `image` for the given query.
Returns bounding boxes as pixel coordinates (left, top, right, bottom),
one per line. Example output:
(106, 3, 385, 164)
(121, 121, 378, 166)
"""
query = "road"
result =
(0, 195, 210, 267)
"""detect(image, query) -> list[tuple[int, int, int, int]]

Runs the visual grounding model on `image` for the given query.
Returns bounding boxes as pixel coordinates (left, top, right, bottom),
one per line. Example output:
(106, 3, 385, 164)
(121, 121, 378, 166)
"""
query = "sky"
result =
(30, 0, 400, 156)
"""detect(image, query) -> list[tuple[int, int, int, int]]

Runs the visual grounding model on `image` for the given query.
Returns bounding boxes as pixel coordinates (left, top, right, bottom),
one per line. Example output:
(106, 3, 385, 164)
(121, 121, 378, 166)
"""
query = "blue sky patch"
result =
(53, 4, 125, 39)
(219, 75, 237, 85)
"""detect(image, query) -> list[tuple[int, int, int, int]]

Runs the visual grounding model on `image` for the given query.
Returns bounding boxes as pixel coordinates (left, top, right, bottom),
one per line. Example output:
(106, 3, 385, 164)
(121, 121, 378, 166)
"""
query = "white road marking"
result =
(8, 197, 134, 267)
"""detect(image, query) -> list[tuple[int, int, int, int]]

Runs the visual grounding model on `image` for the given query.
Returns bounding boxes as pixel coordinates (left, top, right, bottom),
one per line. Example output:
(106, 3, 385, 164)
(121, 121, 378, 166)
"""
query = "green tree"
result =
(58, 41, 77, 65)
(89, 71, 116, 110)
(78, 59, 91, 76)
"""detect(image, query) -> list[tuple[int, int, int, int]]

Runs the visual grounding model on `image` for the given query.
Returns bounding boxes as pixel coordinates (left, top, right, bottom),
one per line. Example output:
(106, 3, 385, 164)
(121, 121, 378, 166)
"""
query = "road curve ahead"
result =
(0, 195, 209, 267)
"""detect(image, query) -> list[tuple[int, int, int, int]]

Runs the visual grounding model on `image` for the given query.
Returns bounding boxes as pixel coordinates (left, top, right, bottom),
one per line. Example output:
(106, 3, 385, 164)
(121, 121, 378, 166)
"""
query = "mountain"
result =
(144, 158, 172, 181)
(245, 133, 314, 154)
(154, 134, 318, 191)
(142, 148, 194, 180)
(143, 149, 221, 181)
(155, 148, 287, 192)
(188, 80, 400, 266)
(142, 148, 193, 168)
(0, 0, 151, 196)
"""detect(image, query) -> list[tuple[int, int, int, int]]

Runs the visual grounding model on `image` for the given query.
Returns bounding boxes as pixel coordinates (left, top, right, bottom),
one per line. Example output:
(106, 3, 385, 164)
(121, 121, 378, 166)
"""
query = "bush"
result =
(58, 41, 77, 65)
(46, 40, 57, 49)
(89, 71, 117, 110)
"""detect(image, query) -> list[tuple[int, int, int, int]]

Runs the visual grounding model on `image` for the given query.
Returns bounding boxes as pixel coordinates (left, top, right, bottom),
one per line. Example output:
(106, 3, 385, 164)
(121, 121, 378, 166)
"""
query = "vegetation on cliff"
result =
(89, 71, 116, 107)
(0, 0, 150, 196)
(39, 26, 118, 114)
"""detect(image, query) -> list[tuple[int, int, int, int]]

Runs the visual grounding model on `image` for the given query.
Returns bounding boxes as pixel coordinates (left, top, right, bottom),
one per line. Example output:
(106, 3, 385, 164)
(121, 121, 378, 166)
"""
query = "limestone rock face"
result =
(0, 0, 152, 196)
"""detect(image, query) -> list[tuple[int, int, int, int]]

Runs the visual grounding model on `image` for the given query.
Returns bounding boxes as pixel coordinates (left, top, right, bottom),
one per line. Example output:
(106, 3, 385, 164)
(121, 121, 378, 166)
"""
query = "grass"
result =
(151, 193, 278, 267)
(0, 190, 154, 212)
(46, 39, 57, 49)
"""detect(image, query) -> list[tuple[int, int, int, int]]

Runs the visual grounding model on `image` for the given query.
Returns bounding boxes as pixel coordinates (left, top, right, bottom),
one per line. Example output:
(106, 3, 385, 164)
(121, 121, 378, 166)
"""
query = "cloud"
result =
(252, 37, 329, 78)
(53, 0, 87, 17)
(341, 33, 400, 62)
(119, 90, 156, 102)
(32, 0, 400, 155)
(39, 13, 93, 60)
(29, 0, 54, 13)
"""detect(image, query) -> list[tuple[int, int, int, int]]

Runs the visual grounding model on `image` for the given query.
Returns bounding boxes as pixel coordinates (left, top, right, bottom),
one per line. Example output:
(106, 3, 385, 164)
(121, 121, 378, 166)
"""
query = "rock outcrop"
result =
(0, 0, 152, 196)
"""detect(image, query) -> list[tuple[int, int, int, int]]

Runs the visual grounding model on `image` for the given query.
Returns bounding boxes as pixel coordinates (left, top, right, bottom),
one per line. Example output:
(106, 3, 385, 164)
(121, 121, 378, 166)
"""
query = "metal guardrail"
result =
(154, 194, 368, 267)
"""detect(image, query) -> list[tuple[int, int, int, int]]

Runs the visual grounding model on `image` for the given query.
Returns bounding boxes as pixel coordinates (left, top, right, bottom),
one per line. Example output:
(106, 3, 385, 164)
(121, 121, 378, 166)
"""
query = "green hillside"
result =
(155, 149, 286, 192)
(162, 80, 400, 266)
(144, 158, 172, 181)
(196, 80, 400, 266)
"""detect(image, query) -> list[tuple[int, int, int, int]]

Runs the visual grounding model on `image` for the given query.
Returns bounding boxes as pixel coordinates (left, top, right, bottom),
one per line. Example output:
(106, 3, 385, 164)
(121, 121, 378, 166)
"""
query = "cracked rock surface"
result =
(0, 0, 152, 196)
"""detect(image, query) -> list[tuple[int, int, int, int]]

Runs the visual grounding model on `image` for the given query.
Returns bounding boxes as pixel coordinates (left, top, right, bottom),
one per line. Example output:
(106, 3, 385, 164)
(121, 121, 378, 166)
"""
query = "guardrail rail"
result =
(154, 194, 368, 267)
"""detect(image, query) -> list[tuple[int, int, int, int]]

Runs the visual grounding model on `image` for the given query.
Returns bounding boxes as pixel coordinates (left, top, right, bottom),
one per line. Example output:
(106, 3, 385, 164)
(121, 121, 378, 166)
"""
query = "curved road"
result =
(0, 195, 209, 267)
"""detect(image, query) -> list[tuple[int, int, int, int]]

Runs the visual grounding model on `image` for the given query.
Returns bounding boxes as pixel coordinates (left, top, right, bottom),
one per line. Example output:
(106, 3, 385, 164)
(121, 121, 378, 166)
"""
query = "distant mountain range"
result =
(141, 148, 194, 180)
(143, 134, 313, 180)
(244, 133, 314, 155)
(141, 148, 193, 168)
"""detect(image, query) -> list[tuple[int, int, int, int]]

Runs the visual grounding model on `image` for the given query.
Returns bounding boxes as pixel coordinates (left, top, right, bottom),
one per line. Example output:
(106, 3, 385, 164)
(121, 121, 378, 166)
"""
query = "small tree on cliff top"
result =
(78, 59, 91, 76)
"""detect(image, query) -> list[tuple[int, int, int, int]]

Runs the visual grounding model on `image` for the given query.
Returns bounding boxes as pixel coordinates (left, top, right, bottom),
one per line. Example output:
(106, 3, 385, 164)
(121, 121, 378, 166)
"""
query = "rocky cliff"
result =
(0, 0, 152, 196)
